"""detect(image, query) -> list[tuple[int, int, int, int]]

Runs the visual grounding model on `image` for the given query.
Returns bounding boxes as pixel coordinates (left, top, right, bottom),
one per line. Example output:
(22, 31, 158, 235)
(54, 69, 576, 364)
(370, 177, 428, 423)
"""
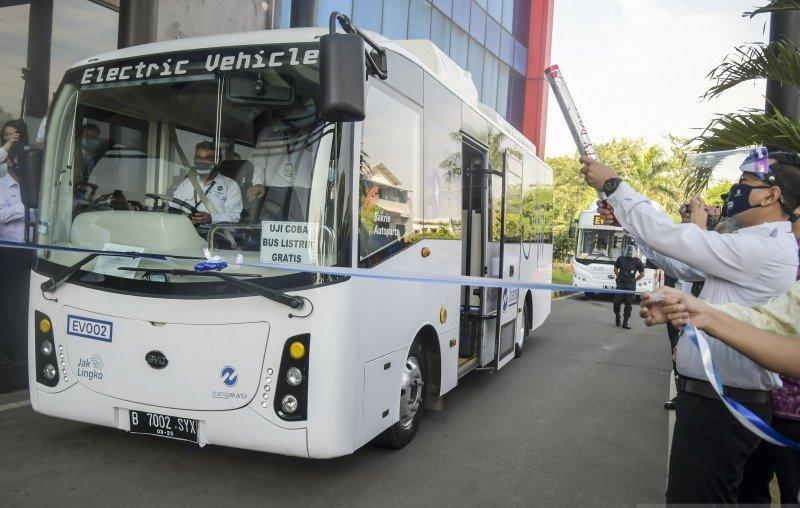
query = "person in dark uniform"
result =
(613, 245, 644, 329)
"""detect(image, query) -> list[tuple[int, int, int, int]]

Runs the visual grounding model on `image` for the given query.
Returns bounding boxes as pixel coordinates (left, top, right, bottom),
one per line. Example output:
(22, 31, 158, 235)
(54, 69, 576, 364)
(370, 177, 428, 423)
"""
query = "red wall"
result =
(522, 0, 554, 159)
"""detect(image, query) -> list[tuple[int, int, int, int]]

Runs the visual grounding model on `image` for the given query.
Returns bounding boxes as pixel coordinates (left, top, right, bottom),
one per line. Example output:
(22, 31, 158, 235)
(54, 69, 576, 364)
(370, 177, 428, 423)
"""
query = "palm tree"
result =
(688, 0, 800, 191)
(623, 145, 680, 205)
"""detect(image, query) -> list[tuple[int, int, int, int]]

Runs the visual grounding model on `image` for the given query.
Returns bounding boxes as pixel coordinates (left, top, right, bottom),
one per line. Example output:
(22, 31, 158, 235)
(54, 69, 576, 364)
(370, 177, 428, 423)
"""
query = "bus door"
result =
(458, 137, 517, 372)
(494, 154, 522, 370)
(458, 138, 489, 371)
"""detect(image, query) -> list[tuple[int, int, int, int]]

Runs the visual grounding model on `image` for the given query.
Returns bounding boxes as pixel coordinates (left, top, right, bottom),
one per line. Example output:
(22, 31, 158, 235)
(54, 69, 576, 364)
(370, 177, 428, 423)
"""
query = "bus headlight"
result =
(40, 339, 53, 356)
(289, 341, 305, 360)
(281, 395, 299, 413)
(43, 364, 57, 380)
(39, 317, 52, 334)
(274, 334, 309, 421)
(35, 311, 59, 387)
(286, 367, 303, 386)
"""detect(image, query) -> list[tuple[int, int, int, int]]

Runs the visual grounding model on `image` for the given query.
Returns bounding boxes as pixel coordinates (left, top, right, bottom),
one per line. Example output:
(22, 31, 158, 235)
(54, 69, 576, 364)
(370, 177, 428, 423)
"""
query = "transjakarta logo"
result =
(80, 47, 319, 86)
(212, 365, 248, 400)
(220, 366, 238, 387)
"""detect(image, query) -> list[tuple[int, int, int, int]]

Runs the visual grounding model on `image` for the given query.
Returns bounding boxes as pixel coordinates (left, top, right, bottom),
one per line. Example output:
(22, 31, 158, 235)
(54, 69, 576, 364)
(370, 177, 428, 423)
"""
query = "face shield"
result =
(686, 147, 773, 219)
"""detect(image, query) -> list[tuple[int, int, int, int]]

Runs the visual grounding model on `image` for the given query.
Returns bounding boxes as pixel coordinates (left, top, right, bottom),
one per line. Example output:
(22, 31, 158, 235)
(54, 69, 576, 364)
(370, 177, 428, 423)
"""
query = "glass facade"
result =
(276, 0, 531, 130)
(0, 1, 118, 134)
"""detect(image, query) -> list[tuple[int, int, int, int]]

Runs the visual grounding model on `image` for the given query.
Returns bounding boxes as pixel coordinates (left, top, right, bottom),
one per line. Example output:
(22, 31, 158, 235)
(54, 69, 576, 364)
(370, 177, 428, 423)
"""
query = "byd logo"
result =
(145, 351, 168, 370)
(220, 366, 238, 387)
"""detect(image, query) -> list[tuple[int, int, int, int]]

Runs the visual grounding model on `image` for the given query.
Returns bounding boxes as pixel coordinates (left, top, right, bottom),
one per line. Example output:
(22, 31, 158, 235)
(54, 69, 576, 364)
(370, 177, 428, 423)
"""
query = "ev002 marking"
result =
(66, 315, 113, 342)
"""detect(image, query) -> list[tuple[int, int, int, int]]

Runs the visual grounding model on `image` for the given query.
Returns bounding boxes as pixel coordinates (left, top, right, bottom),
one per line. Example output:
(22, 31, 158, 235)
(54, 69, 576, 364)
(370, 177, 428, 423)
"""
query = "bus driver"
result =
(172, 141, 243, 225)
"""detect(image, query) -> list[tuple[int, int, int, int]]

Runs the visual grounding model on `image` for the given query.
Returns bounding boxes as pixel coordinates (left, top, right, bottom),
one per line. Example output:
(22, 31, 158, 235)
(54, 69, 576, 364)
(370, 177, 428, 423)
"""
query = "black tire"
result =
(516, 297, 532, 358)
(374, 340, 427, 449)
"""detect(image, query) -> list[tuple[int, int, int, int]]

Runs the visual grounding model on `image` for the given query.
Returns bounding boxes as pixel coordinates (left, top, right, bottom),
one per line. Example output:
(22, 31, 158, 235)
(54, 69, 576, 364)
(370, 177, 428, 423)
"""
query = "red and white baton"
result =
(545, 64, 617, 223)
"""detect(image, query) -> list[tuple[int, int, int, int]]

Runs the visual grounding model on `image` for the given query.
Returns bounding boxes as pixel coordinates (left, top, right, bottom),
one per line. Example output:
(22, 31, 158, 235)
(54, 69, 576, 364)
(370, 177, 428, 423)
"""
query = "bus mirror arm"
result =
(328, 11, 387, 80)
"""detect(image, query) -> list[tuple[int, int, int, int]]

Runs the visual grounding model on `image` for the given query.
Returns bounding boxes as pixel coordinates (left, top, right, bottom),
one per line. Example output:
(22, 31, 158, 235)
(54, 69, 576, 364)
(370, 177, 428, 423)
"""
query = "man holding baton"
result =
(580, 150, 800, 503)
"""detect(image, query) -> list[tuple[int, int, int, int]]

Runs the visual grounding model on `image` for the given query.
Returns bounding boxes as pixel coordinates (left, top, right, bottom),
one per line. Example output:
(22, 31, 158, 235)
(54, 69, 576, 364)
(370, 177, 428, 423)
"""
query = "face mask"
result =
(81, 138, 100, 152)
(194, 161, 215, 175)
(724, 182, 769, 218)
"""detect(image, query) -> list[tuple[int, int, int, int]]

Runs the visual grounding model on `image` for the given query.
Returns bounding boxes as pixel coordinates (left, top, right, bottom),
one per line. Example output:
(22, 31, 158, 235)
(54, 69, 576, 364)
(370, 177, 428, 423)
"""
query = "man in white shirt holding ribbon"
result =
(580, 149, 800, 503)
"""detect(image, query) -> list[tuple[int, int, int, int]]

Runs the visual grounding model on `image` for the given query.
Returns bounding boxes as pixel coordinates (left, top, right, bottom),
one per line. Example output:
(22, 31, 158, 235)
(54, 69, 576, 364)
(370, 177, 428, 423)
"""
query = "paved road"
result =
(0, 296, 672, 506)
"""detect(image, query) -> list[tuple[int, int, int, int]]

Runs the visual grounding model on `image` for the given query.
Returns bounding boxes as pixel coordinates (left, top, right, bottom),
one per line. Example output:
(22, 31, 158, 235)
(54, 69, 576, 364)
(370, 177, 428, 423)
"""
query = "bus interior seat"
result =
(217, 159, 264, 223)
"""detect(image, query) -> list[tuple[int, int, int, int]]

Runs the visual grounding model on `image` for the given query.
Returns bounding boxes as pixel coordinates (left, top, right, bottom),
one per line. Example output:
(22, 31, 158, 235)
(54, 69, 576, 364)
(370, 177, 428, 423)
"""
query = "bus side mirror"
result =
(568, 220, 577, 238)
(320, 33, 366, 122)
(16, 145, 41, 209)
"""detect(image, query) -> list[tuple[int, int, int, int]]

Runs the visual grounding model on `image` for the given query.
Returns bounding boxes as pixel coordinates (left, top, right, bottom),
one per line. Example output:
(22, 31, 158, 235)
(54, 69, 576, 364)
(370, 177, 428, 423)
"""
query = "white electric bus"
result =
(28, 20, 553, 458)
(570, 208, 657, 295)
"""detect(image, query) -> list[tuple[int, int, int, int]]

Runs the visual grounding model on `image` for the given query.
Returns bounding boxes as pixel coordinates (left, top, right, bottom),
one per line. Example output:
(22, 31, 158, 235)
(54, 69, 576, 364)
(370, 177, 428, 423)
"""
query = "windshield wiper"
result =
(118, 268, 303, 310)
(41, 252, 145, 293)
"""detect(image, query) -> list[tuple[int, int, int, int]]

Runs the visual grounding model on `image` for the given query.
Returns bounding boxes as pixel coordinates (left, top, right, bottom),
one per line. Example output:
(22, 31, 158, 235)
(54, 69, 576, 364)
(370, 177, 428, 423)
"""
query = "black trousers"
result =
(667, 391, 771, 503)
(0, 249, 31, 364)
(739, 416, 800, 504)
(613, 294, 634, 322)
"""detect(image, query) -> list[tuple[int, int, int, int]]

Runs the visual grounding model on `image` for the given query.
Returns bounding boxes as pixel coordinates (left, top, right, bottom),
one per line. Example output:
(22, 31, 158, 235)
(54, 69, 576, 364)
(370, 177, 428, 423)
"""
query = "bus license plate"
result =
(129, 410, 198, 443)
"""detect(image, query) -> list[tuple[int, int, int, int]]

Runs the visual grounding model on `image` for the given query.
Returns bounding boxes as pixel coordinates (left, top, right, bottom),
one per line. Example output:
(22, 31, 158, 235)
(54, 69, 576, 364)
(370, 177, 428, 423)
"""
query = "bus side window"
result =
(358, 85, 422, 267)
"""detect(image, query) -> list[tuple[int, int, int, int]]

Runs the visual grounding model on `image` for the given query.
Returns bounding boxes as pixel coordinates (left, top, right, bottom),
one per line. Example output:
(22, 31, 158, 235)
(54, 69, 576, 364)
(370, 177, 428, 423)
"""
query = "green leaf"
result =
(745, 0, 800, 17)
(705, 40, 800, 99)
(685, 110, 800, 194)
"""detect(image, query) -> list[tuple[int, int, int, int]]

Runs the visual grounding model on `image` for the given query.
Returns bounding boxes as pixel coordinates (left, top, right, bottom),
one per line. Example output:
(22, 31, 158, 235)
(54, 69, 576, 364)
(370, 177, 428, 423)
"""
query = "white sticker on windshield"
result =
(260, 221, 319, 265)
(93, 243, 145, 279)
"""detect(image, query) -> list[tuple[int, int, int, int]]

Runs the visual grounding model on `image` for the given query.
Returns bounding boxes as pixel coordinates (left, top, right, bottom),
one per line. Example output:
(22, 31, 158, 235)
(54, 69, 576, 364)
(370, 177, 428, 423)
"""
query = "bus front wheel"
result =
(375, 340, 427, 449)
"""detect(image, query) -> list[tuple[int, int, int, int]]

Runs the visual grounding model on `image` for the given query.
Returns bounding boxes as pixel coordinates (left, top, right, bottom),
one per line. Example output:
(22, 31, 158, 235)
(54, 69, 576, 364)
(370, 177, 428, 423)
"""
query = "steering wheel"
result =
(146, 193, 199, 217)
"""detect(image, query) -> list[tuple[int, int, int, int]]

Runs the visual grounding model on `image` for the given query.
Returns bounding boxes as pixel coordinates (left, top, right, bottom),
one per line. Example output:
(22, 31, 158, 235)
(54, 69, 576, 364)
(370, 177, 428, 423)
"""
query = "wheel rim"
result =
(399, 356, 424, 429)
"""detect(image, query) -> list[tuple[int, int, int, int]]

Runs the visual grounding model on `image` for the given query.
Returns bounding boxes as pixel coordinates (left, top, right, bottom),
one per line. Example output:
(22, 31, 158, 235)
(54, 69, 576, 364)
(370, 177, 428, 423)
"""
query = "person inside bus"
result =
(246, 97, 317, 221)
(583, 236, 608, 259)
(0, 120, 23, 178)
(171, 141, 243, 225)
(613, 244, 644, 330)
(580, 151, 800, 504)
(75, 123, 105, 181)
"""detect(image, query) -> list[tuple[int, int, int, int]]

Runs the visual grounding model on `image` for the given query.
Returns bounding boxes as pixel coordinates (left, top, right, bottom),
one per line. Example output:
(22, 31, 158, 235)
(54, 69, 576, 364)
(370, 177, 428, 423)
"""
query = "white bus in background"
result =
(569, 208, 657, 296)
(27, 19, 554, 458)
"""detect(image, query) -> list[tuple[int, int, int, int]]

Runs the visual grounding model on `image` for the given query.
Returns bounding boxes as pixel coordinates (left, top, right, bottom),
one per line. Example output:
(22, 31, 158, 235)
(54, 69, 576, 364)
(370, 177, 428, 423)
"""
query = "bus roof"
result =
(69, 27, 538, 159)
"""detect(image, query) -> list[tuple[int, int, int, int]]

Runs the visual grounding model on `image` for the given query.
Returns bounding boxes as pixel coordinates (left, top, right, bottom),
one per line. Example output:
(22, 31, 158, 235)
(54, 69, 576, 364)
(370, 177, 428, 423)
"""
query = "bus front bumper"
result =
(32, 382, 310, 457)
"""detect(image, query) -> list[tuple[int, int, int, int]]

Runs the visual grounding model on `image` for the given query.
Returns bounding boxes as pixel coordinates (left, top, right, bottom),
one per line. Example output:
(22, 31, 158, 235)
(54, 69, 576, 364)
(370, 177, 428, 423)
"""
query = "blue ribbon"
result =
(684, 324, 800, 449)
(0, 239, 639, 296)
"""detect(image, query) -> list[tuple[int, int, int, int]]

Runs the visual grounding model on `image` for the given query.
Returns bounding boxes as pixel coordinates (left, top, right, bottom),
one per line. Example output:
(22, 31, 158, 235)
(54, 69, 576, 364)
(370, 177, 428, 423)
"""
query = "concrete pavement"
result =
(0, 295, 672, 506)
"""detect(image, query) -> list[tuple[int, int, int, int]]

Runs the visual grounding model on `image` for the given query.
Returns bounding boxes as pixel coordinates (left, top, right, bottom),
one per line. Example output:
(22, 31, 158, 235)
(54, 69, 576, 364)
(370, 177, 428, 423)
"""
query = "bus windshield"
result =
(574, 228, 628, 265)
(36, 43, 352, 296)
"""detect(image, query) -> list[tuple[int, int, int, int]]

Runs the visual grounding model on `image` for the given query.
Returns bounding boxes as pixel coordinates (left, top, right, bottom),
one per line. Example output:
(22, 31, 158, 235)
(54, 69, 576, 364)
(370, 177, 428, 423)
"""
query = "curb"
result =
(552, 290, 580, 299)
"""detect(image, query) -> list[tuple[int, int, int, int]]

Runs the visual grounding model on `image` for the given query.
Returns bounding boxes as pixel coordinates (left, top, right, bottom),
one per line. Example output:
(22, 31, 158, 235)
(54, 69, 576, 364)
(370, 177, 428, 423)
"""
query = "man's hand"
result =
(596, 200, 615, 222)
(639, 291, 671, 326)
(246, 184, 266, 201)
(579, 156, 619, 191)
(688, 196, 708, 229)
(191, 211, 212, 225)
(2, 132, 20, 152)
(639, 286, 713, 329)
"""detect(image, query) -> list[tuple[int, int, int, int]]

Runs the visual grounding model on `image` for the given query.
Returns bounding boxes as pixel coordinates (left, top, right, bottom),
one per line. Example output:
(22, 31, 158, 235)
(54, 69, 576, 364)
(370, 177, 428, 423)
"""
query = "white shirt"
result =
(0, 173, 25, 242)
(0, 146, 8, 178)
(608, 182, 798, 389)
(251, 128, 316, 189)
(171, 173, 243, 223)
